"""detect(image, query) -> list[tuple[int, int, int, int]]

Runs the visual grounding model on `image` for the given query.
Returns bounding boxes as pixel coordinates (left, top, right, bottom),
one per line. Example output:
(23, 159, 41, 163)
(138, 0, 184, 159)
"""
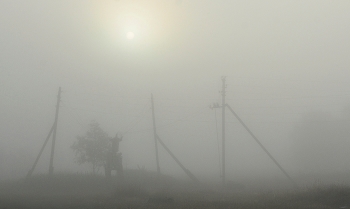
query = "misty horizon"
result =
(1, 1, 350, 188)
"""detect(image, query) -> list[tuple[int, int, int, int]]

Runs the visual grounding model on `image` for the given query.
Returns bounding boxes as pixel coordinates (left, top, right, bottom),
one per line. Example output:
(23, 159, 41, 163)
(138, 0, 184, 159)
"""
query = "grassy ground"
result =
(0, 171, 350, 209)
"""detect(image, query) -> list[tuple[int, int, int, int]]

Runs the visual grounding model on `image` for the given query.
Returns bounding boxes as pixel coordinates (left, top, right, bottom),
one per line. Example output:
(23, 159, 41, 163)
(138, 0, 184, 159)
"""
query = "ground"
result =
(0, 172, 350, 209)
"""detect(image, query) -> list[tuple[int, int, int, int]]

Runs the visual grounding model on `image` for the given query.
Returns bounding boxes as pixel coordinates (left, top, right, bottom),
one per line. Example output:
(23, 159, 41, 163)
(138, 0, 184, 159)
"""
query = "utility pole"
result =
(151, 94, 161, 177)
(49, 87, 61, 177)
(210, 78, 297, 188)
(221, 77, 226, 187)
(210, 77, 227, 187)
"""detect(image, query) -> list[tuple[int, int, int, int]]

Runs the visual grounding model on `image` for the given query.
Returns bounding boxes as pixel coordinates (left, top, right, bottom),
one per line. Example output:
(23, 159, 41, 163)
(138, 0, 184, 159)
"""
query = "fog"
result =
(1, 0, 350, 187)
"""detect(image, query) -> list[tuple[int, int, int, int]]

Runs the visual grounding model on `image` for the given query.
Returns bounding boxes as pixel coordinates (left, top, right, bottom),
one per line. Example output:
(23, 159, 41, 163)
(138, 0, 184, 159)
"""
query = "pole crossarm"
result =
(156, 134, 201, 185)
(226, 104, 298, 188)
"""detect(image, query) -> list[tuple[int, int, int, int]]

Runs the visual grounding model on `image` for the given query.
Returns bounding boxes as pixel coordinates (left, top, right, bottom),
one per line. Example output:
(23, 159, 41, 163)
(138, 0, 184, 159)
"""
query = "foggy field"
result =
(1, 172, 350, 209)
(2, 1, 350, 208)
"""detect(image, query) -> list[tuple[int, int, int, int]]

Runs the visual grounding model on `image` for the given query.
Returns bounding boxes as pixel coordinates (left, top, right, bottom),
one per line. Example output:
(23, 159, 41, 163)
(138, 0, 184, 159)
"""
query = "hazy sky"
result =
(1, 1, 350, 182)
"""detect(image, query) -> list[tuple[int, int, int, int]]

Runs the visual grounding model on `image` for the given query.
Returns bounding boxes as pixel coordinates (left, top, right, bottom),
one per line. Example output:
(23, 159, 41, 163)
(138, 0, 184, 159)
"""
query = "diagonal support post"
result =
(156, 134, 200, 185)
(26, 123, 55, 179)
(226, 104, 298, 188)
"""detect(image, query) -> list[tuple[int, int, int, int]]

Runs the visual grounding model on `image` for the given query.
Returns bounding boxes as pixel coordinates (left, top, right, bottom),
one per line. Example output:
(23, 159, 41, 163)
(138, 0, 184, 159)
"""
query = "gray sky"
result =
(1, 0, 350, 183)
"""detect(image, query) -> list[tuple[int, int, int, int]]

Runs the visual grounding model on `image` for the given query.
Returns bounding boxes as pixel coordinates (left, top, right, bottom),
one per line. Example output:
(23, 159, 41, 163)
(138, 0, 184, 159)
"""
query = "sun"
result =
(126, 31, 135, 40)
(99, 0, 188, 48)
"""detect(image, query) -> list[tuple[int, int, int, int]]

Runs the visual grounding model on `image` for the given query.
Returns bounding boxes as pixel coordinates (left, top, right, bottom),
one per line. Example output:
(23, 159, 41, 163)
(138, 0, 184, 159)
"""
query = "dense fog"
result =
(1, 0, 350, 187)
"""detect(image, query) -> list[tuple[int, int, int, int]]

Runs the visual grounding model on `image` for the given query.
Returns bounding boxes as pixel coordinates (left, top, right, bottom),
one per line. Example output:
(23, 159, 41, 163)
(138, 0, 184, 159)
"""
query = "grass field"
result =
(1, 171, 350, 209)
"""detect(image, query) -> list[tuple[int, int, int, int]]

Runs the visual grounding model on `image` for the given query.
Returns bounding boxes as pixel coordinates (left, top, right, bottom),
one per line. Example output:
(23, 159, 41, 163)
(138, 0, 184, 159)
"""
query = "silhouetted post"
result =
(226, 104, 298, 188)
(151, 94, 161, 177)
(156, 134, 200, 185)
(49, 87, 61, 177)
(26, 123, 55, 179)
(221, 77, 226, 187)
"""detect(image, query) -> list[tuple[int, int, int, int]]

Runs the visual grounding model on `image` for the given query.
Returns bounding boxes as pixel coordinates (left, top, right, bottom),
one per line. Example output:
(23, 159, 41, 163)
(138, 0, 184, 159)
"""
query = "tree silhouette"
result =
(71, 120, 109, 175)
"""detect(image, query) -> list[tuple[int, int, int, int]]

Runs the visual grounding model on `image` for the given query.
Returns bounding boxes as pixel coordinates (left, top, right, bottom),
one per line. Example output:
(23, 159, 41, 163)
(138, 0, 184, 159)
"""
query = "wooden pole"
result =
(226, 104, 298, 188)
(221, 77, 226, 186)
(26, 123, 55, 179)
(156, 135, 200, 185)
(49, 87, 61, 176)
(151, 94, 161, 177)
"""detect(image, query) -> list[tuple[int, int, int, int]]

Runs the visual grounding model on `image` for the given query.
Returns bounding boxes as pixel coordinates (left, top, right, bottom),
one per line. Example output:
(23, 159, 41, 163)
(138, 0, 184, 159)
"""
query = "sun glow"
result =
(126, 31, 135, 40)
(96, 0, 188, 49)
